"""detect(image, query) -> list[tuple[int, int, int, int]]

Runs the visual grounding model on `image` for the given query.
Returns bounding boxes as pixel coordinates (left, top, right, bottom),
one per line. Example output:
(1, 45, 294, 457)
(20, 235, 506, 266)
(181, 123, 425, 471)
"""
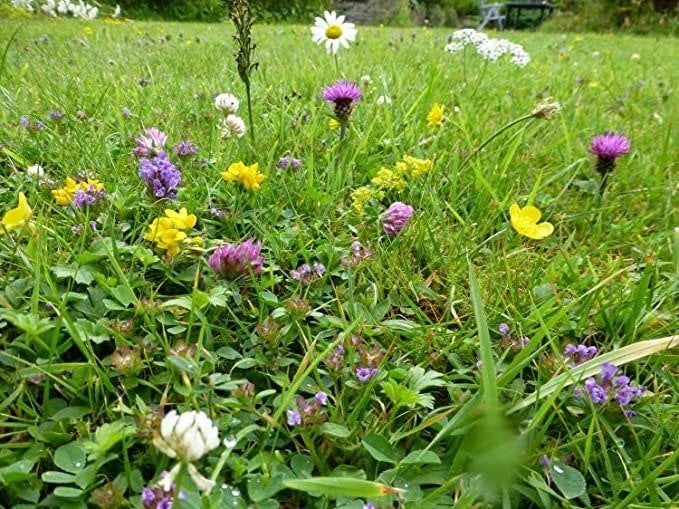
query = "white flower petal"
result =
(160, 410, 179, 441)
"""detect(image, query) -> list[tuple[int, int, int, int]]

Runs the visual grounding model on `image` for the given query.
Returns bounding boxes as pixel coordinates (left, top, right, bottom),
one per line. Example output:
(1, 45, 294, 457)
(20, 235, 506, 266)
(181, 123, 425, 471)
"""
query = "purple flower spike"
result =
(383, 202, 414, 236)
(138, 151, 181, 200)
(209, 238, 264, 278)
(322, 80, 362, 121)
(356, 366, 377, 383)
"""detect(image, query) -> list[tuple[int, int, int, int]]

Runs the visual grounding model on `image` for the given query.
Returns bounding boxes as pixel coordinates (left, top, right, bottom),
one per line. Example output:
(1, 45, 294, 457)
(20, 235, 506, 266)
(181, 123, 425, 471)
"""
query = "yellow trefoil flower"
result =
(145, 208, 197, 257)
(427, 103, 445, 129)
(221, 162, 266, 192)
(1, 192, 32, 235)
(164, 207, 197, 230)
(509, 203, 554, 240)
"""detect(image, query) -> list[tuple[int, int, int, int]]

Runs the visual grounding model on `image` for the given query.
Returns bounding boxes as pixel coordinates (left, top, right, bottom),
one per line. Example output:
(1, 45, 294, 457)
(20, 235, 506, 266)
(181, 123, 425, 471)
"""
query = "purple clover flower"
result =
(173, 140, 198, 158)
(322, 80, 362, 121)
(209, 239, 264, 278)
(287, 410, 302, 427)
(138, 151, 181, 200)
(383, 202, 414, 236)
(356, 366, 377, 383)
(133, 127, 168, 158)
(279, 156, 301, 169)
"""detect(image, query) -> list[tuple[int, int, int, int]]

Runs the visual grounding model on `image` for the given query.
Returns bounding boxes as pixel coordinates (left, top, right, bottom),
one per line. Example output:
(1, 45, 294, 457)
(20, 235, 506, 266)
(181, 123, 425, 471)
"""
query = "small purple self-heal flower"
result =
(48, 111, 64, 120)
(539, 455, 551, 468)
(291, 263, 312, 282)
(71, 185, 106, 208)
(564, 343, 598, 365)
(138, 151, 181, 200)
(383, 202, 414, 236)
(141, 488, 155, 506)
(20, 116, 30, 128)
(134, 127, 168, 157)
(210, 207, 225, 218)
(600, 362, 618, 382)
(173, 140, 198, 158)
(322, 80, 362, 121)
(584, 378, 608, 404)
(313, 262, 325, 277)
(122, 107, 132, 118)
(356, 366, 377, 383)
(498, 323, 510, 336)
(279, 156, 302, 169)
(363, 504, 376, 509)
(209, 238, 264, 278)
(315, 391, 328, 406)
(287, 410, 302, 427)
(614, 375, 630, 387)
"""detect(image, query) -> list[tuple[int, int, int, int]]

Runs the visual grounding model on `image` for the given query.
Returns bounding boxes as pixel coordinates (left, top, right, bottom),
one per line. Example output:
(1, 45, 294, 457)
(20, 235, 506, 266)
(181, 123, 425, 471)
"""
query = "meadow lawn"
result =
(0, 15, 677, 509)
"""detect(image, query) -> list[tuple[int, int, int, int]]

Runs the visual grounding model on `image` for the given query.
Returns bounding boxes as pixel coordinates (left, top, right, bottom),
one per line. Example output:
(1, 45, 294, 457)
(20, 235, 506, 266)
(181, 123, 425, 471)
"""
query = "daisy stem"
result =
(459, 114, 534, 173)
(334, 53, 340, 76)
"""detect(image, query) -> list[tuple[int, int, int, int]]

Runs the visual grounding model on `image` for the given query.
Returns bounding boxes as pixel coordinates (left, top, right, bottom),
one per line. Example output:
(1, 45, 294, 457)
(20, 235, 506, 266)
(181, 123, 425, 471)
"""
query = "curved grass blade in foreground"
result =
(282, 477, 404, 498)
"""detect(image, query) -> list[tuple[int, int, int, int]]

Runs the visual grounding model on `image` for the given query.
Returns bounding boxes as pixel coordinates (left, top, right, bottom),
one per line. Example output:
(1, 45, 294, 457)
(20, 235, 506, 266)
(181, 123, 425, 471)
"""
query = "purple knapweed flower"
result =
(322, 80, 362, 121)
(287, 410, 302, 427)
(356, 366, 377, 383)
(138, 151, 181, 200)
(209, 238, 264, 278)
(315, 391, 328, 406)
(564, 343, 598, 365)
(589, 132, 631, 178)
(383, 202, 414, 236)
(279, 156, 302, 169)
(173, 140, 198, 158)
(134, 127, 168, 157)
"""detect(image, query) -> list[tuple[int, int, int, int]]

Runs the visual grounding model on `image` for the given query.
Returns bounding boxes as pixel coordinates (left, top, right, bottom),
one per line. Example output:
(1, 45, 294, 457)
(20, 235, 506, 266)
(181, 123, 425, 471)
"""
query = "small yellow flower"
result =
(165, 208, 197, 230)
(371, 167, 407, 192)
(84, 27, 93, 35)
(426, 103, 445, 129)
(328, 118, 340, 130)
(509, 203, 554, 240)
(221, 162, 266, 192)
(52, 178, 104, 206)
(350, 186, 374, 215)
(402, 155, 432, 177)
(1, 192, 32, 235)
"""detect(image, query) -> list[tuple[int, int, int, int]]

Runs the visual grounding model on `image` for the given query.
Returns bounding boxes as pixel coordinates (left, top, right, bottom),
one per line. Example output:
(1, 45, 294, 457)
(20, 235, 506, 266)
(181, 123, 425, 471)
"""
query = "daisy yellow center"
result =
(325, 24, 343, 39)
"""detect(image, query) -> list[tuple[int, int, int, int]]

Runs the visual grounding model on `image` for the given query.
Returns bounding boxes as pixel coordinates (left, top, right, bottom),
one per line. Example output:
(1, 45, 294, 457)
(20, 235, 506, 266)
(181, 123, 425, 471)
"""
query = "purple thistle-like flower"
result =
(356, 366, 377, 383)
(279, 156, 302, 169)
(322, 80, 362, 121)
(209, 238, 264, 278)
(287, 410, 302, 427)
(134, 127, 168, 158)
(173, 140, 198, 158)
(138, 151, 181, 200)
(383, 202, 414, 236)
(589, 132, 631, 180)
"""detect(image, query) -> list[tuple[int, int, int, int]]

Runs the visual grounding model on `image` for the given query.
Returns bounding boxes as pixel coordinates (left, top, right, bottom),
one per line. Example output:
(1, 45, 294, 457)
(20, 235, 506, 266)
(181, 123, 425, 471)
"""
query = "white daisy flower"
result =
(311, 11, 357, 55)
(220, 114, 246, 140)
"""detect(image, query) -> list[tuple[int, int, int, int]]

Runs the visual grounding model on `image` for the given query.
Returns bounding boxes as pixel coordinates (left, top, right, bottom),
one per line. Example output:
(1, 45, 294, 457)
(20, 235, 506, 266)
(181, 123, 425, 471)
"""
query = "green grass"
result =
(0, 15, 677, 509)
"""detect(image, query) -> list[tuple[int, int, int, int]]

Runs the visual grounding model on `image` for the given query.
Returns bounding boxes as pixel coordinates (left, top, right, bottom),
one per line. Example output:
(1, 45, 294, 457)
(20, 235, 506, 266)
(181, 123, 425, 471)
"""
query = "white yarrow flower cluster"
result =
(12, 0, 34, 11)
(153, 410, 220, 493)
(40, 0, 98, 18)
(444, 29, 529, 67)
(215, 93, 246, 140)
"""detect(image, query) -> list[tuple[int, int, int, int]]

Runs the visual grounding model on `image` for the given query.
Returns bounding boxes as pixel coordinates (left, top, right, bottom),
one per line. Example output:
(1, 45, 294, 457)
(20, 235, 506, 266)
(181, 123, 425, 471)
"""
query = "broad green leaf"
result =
(320, 423, 351, 438)
(53, 486, 84, 498)
(362, 433, 397, 464)
(54, 442, 86, 473)
(469, 264, 497, 408)
(550, 462, 586, 499)
(42, 471, 76, 484)
(283, 477, 403, 498)
(400, 450, 441, 465)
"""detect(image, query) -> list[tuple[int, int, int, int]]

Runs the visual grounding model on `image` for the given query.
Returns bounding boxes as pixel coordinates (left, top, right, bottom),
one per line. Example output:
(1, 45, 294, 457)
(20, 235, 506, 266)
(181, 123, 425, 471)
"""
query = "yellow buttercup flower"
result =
(164, 208, 197, 230)
(221, 162, 266, 192)
(328, 118, 340, 130)
(1, 192, 32, 235)
(509, 203, 554, 240)
(145, 208, 197, 257)
(426, 103, 445, 129)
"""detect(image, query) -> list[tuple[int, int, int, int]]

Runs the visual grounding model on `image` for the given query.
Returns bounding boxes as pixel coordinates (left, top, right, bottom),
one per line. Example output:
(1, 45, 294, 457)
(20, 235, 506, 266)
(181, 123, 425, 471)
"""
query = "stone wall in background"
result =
(335, 0, 405, 25)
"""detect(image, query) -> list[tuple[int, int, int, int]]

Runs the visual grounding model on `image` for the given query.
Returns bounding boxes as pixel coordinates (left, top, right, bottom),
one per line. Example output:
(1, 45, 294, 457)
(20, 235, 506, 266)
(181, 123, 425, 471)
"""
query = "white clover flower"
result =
(57, 0, 69, 14)
(153, 410, 220, 494)
(311, 10, 357, 55)
(360, 75, 372, 86)
(376, 95, 392, 106)
(41, 0, 57, 16)
(220, 114, 246, 140)
(26, 164, 44, 177)
(113, 4, 121, 18)
(214, 93, 240, 114)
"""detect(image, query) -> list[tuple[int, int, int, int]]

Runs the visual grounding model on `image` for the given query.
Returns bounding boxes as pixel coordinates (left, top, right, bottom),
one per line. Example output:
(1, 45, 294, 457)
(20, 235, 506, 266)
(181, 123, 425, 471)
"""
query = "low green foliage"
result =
(0, 15, 677, 509)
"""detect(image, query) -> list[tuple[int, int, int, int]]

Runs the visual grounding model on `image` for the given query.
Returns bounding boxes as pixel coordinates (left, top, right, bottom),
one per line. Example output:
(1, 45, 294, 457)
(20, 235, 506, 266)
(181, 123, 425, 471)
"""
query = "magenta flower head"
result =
(209, 238, 264, 278)
(589, 132, 631, 190)
(383, 202, 414, 236)
(134, 127, 168, 158)
(322, 80, 361, 121)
